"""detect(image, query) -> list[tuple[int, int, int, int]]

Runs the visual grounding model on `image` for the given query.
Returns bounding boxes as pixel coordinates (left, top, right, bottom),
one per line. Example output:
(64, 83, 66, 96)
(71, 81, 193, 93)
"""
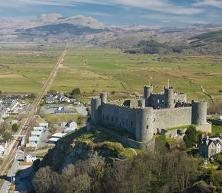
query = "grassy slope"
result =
(52, 48, 222, 102)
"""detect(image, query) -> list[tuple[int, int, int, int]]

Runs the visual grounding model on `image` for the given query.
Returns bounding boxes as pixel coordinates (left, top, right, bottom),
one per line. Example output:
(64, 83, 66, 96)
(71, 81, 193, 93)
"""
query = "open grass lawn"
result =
(1, 45, 222, 103)
(0, 45, 60, 93)
(52, 48, 222, 102)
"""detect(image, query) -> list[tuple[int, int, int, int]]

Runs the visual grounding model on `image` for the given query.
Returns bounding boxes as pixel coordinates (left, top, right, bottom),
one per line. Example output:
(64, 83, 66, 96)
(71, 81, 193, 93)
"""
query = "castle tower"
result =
(144, 85, 153, 99)
(100, 92, 108, 104)
(136, 107, 154, 142)
(91, 97, 102, 125)
(164, 87, 175, 108)
(192, 101, 207, 125)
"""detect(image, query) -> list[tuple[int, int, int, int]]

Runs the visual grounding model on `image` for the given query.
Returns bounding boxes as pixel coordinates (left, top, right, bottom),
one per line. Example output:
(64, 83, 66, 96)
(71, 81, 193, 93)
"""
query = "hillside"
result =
(123, 29, 222, 55)
(20, 127, 222, 193)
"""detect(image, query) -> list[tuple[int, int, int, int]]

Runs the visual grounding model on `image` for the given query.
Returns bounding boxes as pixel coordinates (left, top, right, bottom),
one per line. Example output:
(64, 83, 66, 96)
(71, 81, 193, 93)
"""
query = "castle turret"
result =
(144, 85, 153, 99)
(164, 87, 175, 108)
(136, 107, 154, 142)
(100, 92, 108, 104)
(91, 97, 102, 125)
(192, 101, 207, 125)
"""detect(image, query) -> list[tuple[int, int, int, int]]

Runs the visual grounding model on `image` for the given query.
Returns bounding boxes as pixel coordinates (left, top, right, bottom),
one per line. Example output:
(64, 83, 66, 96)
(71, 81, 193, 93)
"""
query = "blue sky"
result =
(0, 0, 222, 26)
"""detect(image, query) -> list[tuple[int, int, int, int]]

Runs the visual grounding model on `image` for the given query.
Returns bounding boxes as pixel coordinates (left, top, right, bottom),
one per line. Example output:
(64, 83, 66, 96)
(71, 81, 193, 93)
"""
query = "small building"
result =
(51, 133, 66, 138)
(48, 137, 60, 144)
(27, 136, 40, 148)
(39, 122, 49, 129)
(48, 133, 66, 144)
(63, 121, 77, 133)
(199, 137, 222, 158)
(31, 130, 43, 138)
(25, 154, 37, 163)
(33, 126, 45, 132)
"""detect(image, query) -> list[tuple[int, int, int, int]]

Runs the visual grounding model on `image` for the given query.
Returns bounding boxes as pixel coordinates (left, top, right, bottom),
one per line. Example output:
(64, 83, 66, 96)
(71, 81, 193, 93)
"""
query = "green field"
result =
(0, 45, 60, 93)
(0, 46, 222, 103)
(52, 48, 222, 102)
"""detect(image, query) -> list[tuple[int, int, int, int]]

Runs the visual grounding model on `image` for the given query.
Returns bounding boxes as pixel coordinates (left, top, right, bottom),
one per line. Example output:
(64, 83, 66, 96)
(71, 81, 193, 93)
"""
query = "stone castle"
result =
(91, 85, 212, 143)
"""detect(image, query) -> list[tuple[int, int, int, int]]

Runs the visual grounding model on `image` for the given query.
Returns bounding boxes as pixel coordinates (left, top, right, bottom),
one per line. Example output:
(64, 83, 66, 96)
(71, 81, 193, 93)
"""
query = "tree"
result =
(12, 124, 19, 133)
(77, 116, 85, 126)
(70, 88, 81, 99)
(2, 132, 12, 142)
(29, 93, 36, 99)
(183, 126, 200, 148)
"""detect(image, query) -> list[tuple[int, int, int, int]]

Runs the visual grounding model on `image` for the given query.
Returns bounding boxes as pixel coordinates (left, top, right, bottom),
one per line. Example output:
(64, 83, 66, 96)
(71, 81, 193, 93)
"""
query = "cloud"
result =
(113, 0, 202, 15)
(195, 0, 222, 8)
(1, 0, 203, 15)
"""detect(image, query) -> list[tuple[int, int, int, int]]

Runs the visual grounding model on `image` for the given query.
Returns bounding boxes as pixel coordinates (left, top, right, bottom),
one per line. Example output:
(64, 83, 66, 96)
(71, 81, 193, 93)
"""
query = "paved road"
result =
(0, 47, 67, 192)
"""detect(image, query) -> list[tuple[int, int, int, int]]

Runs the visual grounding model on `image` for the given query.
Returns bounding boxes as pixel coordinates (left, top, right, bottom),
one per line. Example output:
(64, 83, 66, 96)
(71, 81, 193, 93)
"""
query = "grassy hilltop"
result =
(0, 45, 222, 102)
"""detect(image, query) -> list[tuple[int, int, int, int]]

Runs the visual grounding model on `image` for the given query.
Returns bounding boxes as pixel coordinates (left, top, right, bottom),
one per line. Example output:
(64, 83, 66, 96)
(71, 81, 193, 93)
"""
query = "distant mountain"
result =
(0, 14, 222, 55)
(122, 28, 222, 55)
(0, 14, 107, 42)
(16, 23, 107, 41)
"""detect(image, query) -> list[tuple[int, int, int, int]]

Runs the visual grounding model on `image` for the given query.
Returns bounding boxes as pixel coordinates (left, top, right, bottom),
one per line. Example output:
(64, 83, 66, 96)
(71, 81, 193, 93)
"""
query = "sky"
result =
(0, 0, 222, 26)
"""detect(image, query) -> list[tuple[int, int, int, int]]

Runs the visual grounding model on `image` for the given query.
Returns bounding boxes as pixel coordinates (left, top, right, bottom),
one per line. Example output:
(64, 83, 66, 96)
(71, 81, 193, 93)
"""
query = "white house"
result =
(33, 126, 45, 132)
(52, 133, 66, 138)
(31, 130, 43, 138)
(48, 137, 60, 144)
(63, 121, 77, 133)
(39, 122, 49, 129)
(48, 133, 66, 144)
(199, 137, 222, 158)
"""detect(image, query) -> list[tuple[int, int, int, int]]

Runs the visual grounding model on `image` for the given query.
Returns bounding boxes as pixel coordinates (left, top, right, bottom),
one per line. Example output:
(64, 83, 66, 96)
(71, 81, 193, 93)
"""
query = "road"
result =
(0, 47, 67, 192)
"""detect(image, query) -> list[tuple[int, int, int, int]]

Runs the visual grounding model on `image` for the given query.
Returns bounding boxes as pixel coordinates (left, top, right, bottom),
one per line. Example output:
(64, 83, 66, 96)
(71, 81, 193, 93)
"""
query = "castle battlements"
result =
(90, 85, 212, 143)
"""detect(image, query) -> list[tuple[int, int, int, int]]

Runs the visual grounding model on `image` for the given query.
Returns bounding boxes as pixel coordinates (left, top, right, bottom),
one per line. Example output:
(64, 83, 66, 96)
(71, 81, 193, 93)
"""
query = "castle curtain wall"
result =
(153, 107, 192, 130)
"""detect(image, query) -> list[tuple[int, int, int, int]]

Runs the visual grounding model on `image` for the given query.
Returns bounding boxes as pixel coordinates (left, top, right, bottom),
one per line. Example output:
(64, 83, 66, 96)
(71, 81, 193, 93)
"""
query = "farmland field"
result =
(0, 44, 61, 93)
(52, 48, 222, 102)
(0, 45, 222, 103)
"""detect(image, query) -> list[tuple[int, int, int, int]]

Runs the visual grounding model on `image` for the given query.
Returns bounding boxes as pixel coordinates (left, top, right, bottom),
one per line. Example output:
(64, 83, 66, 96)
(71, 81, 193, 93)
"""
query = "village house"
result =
(199, 136, 222, 158)
(62, 121, 77, 133)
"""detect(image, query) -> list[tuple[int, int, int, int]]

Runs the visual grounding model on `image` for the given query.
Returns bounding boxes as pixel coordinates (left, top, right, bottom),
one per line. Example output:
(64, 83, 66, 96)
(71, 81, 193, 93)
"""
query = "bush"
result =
(12, 123, 19, 132)
(70, 88, 81, 99)
(119, 148, 137, 159)
(183, 126, 201, 148)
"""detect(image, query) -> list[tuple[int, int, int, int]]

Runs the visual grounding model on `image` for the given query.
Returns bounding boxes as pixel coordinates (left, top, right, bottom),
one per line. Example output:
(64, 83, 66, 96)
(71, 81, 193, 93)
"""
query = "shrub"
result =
(12, 123, 19, 133)
(183, 126, 201, 148)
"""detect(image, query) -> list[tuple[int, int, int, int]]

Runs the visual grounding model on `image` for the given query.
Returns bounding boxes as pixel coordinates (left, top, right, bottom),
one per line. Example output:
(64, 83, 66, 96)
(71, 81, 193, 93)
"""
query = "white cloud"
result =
(0, 0, 203, 15)
(114, 0, 202, 15)
(195, 0, 222, 8)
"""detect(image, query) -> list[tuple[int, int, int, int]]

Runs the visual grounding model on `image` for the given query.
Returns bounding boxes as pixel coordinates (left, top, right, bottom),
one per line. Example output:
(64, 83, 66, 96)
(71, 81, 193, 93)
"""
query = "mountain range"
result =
(1, 14, 222, 55)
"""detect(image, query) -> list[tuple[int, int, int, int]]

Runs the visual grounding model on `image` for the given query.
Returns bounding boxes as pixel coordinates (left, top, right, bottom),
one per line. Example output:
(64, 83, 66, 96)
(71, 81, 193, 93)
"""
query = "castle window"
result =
(106, 115, 109, 121)
(111, 117, 114, 122)
(147, 125, 149, 129)
(131, 121, 133, 127)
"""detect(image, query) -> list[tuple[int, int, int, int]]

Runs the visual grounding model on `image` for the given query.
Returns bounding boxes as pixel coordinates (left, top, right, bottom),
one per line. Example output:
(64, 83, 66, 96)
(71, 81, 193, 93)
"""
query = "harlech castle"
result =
(90, 85, 212, 143)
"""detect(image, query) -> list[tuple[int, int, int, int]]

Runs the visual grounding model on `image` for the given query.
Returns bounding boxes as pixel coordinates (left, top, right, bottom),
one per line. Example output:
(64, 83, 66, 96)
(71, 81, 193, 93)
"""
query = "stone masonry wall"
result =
(100, 103, 137, 136)
(153, 107, 192, 130)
